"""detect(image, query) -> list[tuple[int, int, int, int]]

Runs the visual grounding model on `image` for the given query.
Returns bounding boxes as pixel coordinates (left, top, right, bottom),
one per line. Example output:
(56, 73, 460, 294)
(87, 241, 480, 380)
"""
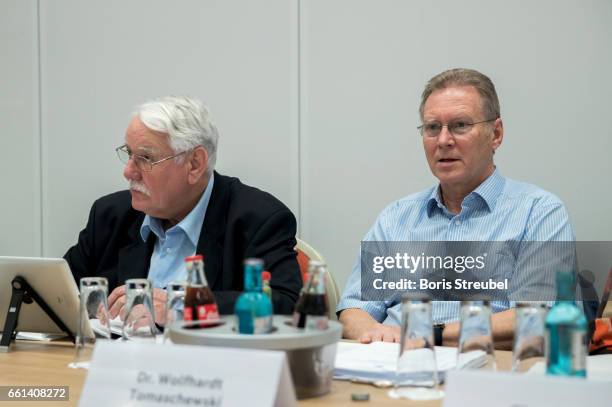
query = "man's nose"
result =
(123, 157, 141, 180)
(436, 126, 455, 147)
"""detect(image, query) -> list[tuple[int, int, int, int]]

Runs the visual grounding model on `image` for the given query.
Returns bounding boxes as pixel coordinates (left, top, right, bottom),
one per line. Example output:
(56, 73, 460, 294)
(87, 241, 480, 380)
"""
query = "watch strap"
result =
(434, 323, 445, 346)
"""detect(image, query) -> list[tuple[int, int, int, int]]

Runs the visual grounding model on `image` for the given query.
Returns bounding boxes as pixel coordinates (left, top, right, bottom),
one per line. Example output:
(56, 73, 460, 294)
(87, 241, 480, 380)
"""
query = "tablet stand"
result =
(0, 275, 75, 352)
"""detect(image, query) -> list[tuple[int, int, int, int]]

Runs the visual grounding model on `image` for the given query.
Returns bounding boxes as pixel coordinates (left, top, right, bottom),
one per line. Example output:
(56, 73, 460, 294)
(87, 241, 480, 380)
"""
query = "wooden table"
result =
(0, 340, 512, 406)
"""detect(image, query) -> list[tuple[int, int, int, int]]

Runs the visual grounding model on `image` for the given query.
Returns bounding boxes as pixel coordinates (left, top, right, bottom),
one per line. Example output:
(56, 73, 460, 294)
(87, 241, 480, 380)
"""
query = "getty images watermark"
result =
(371, 251, 498, 290)
(360, 241, 610, 302)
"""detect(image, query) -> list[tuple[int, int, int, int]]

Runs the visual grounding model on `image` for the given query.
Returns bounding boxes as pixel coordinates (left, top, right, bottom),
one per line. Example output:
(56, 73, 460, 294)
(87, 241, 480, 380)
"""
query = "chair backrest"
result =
(295, 238, 341, 320)
(597, 267, 612, 319)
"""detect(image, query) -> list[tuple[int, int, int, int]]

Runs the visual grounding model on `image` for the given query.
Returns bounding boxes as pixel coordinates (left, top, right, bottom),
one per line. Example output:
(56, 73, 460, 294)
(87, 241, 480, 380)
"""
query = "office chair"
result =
(295, 238, 341, 320)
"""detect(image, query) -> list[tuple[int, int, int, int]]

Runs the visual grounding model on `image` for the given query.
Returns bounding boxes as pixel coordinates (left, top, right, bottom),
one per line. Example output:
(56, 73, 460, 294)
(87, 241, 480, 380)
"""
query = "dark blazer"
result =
(64, 171, 302, 314)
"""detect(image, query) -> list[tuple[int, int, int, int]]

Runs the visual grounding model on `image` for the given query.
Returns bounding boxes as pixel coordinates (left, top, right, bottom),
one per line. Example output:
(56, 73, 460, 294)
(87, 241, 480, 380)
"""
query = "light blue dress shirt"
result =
(140, 174, 215, 289)
(337, 169, 575, 325)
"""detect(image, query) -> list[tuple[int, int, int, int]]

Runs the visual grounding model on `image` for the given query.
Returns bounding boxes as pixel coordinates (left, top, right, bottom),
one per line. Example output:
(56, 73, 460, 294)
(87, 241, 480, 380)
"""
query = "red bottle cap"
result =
(185, 254, 204, 262)
(262, 271, 271, 281)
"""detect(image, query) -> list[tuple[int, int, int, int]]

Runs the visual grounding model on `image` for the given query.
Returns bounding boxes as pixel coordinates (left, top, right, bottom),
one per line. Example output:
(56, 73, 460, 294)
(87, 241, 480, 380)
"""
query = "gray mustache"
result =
(129, 180, 151, 196)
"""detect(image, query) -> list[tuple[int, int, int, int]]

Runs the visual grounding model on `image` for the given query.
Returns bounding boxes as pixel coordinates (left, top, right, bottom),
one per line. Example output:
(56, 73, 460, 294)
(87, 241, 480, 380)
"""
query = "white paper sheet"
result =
(333, 341, 485, 384)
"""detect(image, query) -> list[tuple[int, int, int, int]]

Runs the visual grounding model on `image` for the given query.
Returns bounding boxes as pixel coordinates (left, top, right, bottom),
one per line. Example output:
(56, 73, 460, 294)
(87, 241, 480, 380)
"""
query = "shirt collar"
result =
(469, 167, 504, 211)
(140, 173, 215, 245)
(426, 168, 505, 217)
(426, 185, 445, 217)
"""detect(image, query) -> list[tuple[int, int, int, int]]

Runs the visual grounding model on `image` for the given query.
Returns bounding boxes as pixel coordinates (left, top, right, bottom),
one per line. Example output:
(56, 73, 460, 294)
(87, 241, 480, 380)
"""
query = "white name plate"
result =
(444, 370, 608, 407)
(79, 341, 296, 407)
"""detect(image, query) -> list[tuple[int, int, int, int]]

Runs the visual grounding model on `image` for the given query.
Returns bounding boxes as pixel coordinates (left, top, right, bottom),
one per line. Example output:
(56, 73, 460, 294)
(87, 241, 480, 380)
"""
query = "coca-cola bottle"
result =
(261, 270, 272, 301)
(292, 260, 329, 330)
(183, 254, 220, 328)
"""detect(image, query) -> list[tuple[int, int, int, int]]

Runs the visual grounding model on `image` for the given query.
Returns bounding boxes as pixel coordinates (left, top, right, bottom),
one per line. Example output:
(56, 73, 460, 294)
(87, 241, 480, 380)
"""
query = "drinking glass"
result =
(122, 279, 157, 342)
(512, 302, 547, 372)
(457, 300, 496, 370)
(388, 294, 444, 401)
(68, 277, 110, 369)
(163, 281, 185, 344)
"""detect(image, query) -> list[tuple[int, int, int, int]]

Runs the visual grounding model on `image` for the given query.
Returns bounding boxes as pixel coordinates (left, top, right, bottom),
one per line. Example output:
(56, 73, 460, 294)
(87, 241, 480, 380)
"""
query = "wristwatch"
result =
(434, 323, 445, 346)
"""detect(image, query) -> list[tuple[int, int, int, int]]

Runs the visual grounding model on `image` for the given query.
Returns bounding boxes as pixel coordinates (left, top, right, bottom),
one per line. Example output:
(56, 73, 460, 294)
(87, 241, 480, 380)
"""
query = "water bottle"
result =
(545, 271, 587, 377)
(235, 258, 273, 334)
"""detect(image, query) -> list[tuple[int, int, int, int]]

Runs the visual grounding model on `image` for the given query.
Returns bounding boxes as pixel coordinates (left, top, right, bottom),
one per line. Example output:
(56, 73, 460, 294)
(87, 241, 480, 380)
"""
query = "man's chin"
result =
(129, 191, 149, 211)
(434, 170, 464, 186)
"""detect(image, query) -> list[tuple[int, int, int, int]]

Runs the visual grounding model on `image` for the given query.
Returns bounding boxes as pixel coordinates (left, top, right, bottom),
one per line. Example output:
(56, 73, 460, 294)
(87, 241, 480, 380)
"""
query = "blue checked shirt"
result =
(337, 169, 575, 325)
(140, 174, 214, 289)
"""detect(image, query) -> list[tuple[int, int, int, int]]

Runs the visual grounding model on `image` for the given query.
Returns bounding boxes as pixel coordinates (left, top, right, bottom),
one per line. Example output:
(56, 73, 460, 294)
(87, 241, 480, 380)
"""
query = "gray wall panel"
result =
(40, 0, 298, 257)
(0, 0, 41, 256)
(300, 0, 612, 292)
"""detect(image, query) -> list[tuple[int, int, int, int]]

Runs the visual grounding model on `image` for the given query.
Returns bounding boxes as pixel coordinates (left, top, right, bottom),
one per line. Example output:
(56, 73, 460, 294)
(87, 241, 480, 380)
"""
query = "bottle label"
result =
(292, 312, 329, 330)
(545, 330, 550, 367)
(184, 304, 219, 323)
(571, 330, 587, 372)
(253, 316, 272, 334)
(306, 315, 329, 330)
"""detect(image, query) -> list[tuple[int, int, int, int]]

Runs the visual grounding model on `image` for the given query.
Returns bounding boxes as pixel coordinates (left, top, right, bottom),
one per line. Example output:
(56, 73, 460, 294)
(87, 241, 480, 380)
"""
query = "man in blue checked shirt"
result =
(337, 68, 575, 349)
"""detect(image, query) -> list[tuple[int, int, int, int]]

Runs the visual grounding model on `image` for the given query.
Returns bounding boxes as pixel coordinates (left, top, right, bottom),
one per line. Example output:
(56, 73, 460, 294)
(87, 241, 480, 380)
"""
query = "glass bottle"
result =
(512, 302, 547, 372)
(292, 260, 329, 330)
(291, 270, 308, 323)
(545, 271, 587, 377)
(69, 277, 110, 369)
(163, 281, 185, 344)
(183, 254, 220, 327)
(235, 258, 273, 334)
(389, 294, 443, 400)
(457, 300, 496, 370)
(122, 279, 157, 341)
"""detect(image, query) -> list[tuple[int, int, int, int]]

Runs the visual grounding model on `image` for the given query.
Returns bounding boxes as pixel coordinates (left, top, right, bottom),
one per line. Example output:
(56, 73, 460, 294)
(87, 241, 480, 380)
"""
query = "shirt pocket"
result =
(484, 250, 516, 282)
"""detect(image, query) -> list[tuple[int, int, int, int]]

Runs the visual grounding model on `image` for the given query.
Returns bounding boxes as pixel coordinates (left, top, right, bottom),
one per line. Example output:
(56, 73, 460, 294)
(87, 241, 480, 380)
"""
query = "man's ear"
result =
(187, 147, 209, 184)
(491, 118, 504, 152)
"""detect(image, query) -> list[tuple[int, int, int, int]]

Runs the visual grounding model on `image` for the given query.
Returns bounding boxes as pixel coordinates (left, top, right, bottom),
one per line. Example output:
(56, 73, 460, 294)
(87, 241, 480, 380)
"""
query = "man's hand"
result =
(339, 308, 401, 342)
(359, 324, 401, 343)
(152, 288, 168, 326)
(108, 285, 127, 321)
(108, 285, 168, 325)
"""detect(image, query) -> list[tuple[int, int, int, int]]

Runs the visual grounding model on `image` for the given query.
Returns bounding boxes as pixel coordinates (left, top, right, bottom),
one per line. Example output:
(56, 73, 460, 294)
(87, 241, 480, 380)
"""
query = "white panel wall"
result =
(39, 0, 298, 256)
(0, 0, 41, 256)
(300, 0, 612, 291)
(1, 0, 611, 293)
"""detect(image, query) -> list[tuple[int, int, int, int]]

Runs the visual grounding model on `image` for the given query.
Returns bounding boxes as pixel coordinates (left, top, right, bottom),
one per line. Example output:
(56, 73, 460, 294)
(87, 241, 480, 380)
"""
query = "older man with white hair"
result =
(65, 96, 302, 323)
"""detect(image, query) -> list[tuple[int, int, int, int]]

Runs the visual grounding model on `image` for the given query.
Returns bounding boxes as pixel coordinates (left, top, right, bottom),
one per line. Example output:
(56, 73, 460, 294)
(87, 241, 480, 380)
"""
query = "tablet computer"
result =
(0, 256, 91, 339)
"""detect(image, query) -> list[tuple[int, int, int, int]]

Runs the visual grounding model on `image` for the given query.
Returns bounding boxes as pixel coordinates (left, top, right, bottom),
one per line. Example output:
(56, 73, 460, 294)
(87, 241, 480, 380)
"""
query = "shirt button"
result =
(166, 248, 171, 253)
(455, 220, 461, 225)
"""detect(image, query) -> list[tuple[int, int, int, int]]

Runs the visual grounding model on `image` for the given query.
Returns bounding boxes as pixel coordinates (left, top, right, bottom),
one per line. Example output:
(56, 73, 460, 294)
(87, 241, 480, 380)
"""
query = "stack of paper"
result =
(333, 341, 486, 384)
(14, 332, 68, 341)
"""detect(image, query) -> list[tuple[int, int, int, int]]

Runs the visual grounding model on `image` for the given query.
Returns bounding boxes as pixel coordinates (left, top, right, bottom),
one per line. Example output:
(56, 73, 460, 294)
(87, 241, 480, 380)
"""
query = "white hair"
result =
(136, 96, 219, 174)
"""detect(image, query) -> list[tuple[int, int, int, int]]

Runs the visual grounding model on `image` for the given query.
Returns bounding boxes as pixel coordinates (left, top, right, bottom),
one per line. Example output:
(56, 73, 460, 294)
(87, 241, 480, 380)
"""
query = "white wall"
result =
(0, 0, 41, 256)
(299, 0, 612, 291)
(1, 0, 611, 293)
(39, 0, 299, 257)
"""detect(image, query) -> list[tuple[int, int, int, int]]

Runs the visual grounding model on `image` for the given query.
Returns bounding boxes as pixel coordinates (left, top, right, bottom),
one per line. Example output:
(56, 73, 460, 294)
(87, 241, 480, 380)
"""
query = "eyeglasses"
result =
(417, 118, 497, 138)
(115, 144, 188, 172)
